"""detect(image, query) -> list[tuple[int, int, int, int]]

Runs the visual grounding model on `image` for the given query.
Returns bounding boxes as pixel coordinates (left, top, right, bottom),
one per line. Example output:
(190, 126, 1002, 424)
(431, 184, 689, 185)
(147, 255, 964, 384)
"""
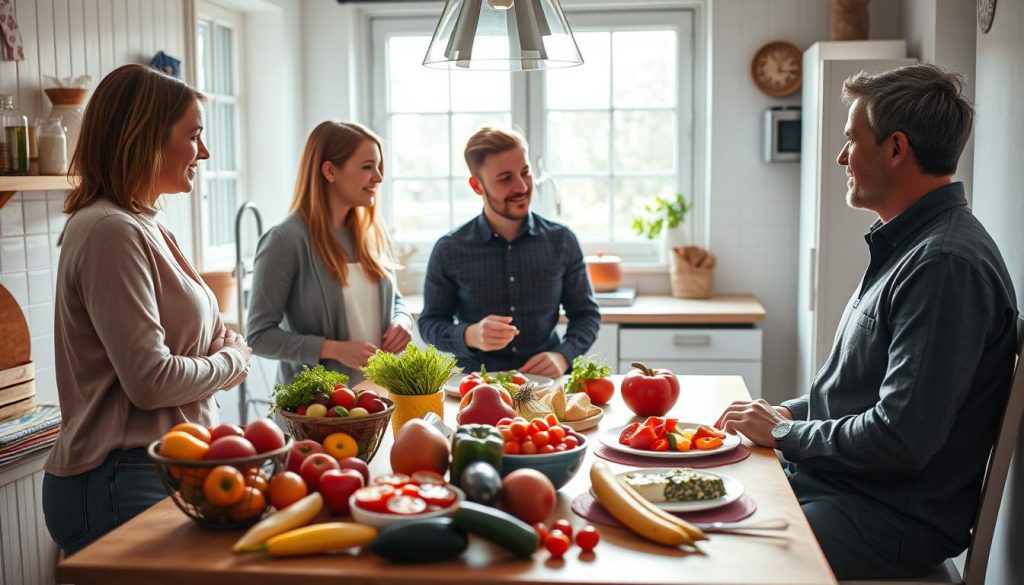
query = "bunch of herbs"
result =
(361, 344, 460, 396)
(271, 364, 348, 415)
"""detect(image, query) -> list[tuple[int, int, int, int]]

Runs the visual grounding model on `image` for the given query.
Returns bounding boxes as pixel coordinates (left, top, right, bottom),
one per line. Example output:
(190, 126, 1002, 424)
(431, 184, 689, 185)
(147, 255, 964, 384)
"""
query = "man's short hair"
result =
(464, 126, 528, 177)
(842, 63, 974, 176)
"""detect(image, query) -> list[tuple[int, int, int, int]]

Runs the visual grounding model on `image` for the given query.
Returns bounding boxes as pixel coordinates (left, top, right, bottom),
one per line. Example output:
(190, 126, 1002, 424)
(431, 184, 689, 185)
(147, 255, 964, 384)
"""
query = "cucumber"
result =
(452, 501, 539, 558)
(370, 518, 468, 563)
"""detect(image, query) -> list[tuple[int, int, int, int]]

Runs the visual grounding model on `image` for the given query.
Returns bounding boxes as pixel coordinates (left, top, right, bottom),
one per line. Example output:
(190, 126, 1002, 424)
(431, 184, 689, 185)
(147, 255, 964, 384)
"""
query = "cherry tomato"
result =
(530, 419, 550, 433)
(504, 440, 521, 455)
(520, 440, 538, 455)
(511, 372, 529, 385)
(544, 530, 571, 559)
(509, 420, 530, 439)
(551, 518, 574, 541)
(496, 417, 514, 426)
(548, 426, 566, 442)
(576, 525, 600, 552)
(538, 444, 555, 454)
(544, 413, 559, 428)
(533, 522, 550, 548)
(532, 430, 551, 447)
(563, 435, 579, 449)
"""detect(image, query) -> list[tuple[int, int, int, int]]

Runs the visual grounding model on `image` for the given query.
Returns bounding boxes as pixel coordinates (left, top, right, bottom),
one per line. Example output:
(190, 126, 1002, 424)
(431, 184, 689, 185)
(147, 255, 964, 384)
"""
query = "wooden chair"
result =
(843, 316, 1024, 585)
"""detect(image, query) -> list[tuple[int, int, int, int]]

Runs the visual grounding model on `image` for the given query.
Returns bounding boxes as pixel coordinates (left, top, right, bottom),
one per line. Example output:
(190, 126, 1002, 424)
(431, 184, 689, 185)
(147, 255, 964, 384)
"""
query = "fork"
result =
(693, 518, 790, 532)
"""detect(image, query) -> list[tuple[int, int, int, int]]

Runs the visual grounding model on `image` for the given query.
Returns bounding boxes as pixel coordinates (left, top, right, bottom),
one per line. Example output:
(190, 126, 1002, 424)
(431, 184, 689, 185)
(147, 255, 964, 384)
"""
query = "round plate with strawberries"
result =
(598, 418, 741, 459)
(443, 371, 553, 398)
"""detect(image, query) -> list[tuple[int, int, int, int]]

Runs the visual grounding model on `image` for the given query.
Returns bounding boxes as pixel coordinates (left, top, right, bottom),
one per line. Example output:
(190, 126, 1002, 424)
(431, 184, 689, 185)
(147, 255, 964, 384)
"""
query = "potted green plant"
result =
(631, 193, 690, 262)
(362, 344, 460, 434)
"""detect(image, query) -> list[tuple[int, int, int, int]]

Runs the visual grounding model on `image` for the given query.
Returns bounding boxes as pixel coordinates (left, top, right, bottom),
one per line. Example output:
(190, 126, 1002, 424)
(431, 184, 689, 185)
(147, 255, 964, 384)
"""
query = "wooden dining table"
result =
(57, 375, 838, 585)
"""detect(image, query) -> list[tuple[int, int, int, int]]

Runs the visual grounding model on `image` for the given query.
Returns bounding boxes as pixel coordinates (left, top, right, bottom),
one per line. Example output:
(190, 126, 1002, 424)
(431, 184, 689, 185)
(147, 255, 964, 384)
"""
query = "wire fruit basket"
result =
(277, 397, 394, 463)
(147, 437, 292, 529)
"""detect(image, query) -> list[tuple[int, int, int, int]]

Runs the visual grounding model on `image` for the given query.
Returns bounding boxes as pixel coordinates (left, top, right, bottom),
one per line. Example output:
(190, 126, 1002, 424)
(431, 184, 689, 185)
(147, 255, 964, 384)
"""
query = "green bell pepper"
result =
(450, 424, 504, 488)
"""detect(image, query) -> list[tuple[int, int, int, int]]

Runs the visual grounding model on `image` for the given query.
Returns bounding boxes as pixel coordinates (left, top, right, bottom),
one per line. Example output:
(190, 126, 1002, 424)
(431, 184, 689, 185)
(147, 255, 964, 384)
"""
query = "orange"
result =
(170, 422, 212, 444)
(267, 472, 308, 510)
(159, 431, 210, 461)
(203, 465, 246, 507)
(229, 487, 268, 522)
(322, 432, 358, 460)
(244, 469, 269, 493)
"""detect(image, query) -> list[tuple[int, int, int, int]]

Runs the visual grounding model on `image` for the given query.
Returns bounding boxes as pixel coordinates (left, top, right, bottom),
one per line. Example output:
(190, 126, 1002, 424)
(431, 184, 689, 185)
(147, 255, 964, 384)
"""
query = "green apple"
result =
(348, 407, 369, 417)
(306, 403, 328, 417)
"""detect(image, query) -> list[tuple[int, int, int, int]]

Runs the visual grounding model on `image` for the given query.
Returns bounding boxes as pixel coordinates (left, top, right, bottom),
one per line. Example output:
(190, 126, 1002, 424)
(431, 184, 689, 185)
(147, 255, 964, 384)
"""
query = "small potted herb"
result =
(631, 192, 691, 262)
(362, 344, 460, 434)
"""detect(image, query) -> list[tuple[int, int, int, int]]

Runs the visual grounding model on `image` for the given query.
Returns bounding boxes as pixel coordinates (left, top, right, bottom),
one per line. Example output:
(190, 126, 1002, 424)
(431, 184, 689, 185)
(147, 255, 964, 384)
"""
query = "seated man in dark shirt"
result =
(715, 64, 1017, 579)
(419, 127, 600, 377)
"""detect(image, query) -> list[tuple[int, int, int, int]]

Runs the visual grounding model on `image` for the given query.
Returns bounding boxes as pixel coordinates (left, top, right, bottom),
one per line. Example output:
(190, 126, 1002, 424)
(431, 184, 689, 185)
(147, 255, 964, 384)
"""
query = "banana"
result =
(616, 475, 708, 541)
(590, 461, 694, 547)
(233, 492, 325, 553)
(264, 522, 379, 557)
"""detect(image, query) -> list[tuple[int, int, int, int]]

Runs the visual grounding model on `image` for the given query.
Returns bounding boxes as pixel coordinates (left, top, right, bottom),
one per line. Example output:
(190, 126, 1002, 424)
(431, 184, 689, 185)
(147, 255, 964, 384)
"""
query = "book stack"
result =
(0, 403, 61, 466)
(0, 361, 35, 423)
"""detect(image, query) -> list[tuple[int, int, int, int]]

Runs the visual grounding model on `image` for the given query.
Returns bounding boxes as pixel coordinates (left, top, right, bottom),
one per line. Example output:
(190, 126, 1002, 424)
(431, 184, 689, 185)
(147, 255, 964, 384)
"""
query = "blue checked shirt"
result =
(419, 212, 601, 372)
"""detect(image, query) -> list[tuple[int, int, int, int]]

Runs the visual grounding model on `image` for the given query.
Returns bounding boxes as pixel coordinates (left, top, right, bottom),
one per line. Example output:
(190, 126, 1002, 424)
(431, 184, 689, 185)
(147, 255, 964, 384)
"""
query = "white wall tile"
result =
(32, 335, 55, 370)
(0, 236, 26, 272)
(49, 232, 62, 270)
(22, 200, 48, 235)
(0, 272, 29, 306)
(0, 200, 23, 236)
(46, 197, 67, 233)
(34, 367, 58, 406)
(28, 303, 54, 339)
(23, 235, 50, 269)
(27, 269, 52, 304)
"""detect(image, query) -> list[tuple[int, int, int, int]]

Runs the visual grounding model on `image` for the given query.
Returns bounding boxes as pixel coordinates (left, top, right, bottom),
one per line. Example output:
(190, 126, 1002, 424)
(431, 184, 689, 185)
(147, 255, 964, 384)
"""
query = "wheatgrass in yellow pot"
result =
(361, 344, 460, 435)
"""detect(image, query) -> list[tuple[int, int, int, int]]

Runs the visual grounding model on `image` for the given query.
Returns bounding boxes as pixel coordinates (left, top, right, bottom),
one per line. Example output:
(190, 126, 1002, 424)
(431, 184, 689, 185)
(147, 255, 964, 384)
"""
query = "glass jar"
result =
(50, 104, 84, 161)
(0, 95, 29, 175)
(36, 117, 68, 175)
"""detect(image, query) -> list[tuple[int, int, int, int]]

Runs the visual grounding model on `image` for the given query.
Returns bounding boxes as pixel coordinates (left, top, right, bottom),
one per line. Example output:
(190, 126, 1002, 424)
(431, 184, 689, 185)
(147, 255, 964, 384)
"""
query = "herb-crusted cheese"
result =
(623, 468, 726, 502)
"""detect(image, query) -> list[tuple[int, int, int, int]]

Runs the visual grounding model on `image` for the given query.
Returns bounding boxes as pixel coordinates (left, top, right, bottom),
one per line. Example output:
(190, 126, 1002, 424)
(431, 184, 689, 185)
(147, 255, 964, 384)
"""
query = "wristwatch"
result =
(770, 419, 794, 441)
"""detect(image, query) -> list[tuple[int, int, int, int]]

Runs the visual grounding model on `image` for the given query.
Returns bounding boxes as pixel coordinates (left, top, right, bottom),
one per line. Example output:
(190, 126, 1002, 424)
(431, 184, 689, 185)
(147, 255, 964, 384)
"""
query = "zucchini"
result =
(370, 518, 468, 563)
(452, 501, 538, 558)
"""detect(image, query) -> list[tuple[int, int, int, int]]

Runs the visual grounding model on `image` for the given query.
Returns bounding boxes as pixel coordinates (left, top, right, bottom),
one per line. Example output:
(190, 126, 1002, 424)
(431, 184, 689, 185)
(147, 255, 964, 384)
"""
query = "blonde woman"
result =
(43, 64, 252, 555)
(247, 122, 412, 386)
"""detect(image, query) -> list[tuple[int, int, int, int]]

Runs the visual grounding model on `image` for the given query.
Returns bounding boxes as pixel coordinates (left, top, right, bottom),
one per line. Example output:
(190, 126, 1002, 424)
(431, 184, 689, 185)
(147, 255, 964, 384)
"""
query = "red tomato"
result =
(576, 525, 600, 552)
(618, 422, 641, 445)
(620, 362, 680, 417)
(459, 374, 483, 397)
(373, 473, 411, 488)
(563, 435, 579, 449)
(652, 438, 670, 451)
(509, 420, 530, 438)
(532, 430, 551, 447)
(353, 484, 395, 513)
(581, 377, 615, 405)
(551, 518, 574, 541)
(511, 372, 529, 385)
(533, 522, 550, 547)
(544, 530, 571, 559)
(628, 426, 658, 451)
(419, 484, 457, 508)
(386, 495, 428, 515)
(500, 469, 556, 525)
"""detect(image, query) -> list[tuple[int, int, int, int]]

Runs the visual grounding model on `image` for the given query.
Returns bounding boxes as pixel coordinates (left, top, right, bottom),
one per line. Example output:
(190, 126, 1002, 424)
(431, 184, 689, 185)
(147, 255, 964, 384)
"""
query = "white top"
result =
(343, 263, 382, 344)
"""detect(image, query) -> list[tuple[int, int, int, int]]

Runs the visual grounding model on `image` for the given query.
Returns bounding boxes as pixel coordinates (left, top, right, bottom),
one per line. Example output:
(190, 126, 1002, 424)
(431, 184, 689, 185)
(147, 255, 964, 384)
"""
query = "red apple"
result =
(287, 439, 325, 474)
(206, 435, 257, 460)
(209, 423, 244, 442)
(336, 456, 370, 484)
(243, 419, 286, 454)
(356, 391, 381, 412)
(299, 453, 340, 491)
(319, 469, 364, 515)
(366, 398, 388, 414)
(331, 387, 357, 410)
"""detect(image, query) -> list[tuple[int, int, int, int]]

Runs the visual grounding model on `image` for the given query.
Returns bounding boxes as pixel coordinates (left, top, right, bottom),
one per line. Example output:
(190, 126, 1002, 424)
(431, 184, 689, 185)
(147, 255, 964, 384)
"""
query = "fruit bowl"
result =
(349, 485, 465, 529)
(277, 397, 394, 463)
(147, 437, 292, 529)
(500, 432, 588, 490)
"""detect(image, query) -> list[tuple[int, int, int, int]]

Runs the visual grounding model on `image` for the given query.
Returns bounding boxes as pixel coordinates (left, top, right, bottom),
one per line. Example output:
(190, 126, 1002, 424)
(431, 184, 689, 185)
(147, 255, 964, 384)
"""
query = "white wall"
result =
(0, 0, 188, 407)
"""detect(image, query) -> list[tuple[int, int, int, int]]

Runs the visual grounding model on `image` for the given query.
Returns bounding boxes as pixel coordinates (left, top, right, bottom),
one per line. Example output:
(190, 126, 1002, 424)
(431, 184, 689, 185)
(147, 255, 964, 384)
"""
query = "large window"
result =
(195, 2, 244, 270)
(370, 9, 695, 264)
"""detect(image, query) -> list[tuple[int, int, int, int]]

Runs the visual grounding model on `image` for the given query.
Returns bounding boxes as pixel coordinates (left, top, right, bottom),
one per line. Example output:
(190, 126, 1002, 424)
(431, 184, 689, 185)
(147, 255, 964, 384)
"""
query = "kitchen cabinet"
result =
(0, 451, 58, 585)
(618, 327, 763, 398)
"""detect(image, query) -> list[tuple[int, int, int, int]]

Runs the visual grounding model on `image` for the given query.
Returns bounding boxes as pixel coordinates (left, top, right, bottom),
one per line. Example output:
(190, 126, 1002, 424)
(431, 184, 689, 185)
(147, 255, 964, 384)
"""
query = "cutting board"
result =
(0, 284, 31, 371)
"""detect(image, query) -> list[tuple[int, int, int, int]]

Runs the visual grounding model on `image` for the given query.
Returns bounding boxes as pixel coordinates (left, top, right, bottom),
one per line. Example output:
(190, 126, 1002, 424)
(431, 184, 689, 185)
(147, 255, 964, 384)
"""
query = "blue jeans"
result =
(42, 447, 165, 556)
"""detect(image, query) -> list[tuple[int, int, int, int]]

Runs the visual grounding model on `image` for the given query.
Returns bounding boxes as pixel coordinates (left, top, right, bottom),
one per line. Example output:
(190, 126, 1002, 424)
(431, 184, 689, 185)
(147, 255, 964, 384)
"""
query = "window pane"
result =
(613, 177, 678, 242)
(552, 178, 608, 241)
(196, 21, 209, 92)
(546, 111, 610, 173)
(389, 36, 448, 113)
(613, 110, 675, 172)
(450, 70, 510, 112)
(210, 179, 237, 246)
(450, 112, 512, 175)
(391, 114, 448, 177)
(452, 179, 482, 227)
(214, 102, 236, 171)
(214, 24, 234, 95)
(545, 32, 610, 110)
(612, 31, 675, 108)
(392, 179, 450, 240)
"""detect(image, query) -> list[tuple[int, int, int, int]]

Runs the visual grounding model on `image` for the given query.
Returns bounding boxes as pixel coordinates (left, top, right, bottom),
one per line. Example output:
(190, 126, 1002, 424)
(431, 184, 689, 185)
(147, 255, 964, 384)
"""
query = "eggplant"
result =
(460, 461, 502, 505)
(370, 517, 468, 563)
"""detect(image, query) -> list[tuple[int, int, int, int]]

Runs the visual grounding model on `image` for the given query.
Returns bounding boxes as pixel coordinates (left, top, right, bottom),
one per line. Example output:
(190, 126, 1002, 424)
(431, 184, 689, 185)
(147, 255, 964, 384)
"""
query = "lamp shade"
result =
(423, 0, 583, 71)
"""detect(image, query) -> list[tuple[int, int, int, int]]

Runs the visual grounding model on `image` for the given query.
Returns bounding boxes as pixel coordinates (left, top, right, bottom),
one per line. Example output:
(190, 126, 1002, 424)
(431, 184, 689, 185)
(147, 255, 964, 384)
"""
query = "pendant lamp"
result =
(423, 0, 583, 71)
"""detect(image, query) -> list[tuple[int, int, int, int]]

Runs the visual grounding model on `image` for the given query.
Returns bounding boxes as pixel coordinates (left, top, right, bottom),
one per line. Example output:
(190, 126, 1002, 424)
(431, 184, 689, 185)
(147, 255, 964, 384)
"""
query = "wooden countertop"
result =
(403, 294, 766, 326)
(58, 376, 835, 585)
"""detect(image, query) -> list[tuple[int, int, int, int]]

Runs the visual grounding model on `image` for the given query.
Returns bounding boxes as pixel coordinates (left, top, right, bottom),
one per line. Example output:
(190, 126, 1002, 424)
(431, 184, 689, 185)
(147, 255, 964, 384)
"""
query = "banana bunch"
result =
(589, 460, 707, 547)
(233, 492, 378, 556)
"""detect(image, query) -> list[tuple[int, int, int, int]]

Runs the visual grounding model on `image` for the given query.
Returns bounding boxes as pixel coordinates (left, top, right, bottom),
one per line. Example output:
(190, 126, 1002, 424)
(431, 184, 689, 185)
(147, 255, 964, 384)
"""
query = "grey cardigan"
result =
(246, 214, 410, 386)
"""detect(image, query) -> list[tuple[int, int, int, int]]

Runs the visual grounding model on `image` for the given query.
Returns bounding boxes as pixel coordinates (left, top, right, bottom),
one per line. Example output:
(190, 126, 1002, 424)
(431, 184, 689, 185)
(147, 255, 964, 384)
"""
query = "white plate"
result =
(602, 468, 744, 512)
(443, 372, 554, 398)
(598, 423, 741, 459)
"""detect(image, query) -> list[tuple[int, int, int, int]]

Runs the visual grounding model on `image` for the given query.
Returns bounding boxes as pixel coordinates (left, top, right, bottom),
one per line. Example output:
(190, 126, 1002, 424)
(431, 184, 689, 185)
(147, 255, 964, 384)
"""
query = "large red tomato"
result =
(499, 469, 556, 525)
(620, 362, 679, 417)
(580, 378, 614, 406)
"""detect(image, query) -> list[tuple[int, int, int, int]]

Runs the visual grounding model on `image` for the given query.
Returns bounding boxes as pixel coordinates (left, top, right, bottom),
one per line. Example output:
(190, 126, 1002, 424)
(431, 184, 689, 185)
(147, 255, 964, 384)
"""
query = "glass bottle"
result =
(36, 117, 68, 175)
(0, 95, 30, 175)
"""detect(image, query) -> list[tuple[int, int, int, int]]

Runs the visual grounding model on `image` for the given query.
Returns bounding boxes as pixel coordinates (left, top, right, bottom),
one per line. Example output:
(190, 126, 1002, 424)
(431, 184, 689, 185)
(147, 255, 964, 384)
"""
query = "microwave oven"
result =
(764, 106, 801, 162)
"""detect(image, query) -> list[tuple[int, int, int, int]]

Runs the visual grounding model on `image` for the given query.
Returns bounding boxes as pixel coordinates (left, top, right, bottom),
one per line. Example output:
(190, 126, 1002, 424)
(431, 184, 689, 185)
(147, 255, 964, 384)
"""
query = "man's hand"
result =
(519, 351, 569, 378)
(464, 315, 519, 351)
(321, 339, 378, 370)
(714, 399, 794, 448)
(381, 320, 412, 354)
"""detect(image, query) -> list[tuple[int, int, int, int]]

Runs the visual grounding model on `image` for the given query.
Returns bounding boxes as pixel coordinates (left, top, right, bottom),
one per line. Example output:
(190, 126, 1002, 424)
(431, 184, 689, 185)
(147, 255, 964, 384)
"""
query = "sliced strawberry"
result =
(618, 422, 641, 445)
(628, 426, 658, 450)
(651, 438, 670, 451)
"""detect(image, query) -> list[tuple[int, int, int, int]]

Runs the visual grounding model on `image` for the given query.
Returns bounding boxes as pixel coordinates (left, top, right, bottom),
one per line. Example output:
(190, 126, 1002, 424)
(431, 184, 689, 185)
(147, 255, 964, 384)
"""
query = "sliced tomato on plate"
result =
(386, 495, 428, 515)
(419, 484, 457, 508)
(354, 484, 395, 513)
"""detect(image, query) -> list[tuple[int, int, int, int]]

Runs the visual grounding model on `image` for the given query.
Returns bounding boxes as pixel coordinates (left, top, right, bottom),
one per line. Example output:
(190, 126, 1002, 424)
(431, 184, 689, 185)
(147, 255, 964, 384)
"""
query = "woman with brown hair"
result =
(246, 121, 412, 387)
(42, 64, 252, 555)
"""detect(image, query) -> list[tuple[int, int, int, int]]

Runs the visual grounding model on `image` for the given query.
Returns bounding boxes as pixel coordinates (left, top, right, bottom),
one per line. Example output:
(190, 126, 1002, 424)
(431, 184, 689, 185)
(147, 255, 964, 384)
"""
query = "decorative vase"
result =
(830, 0, 870, 40)
(660, 224, 689, 265)
(387, 391, 444, 435)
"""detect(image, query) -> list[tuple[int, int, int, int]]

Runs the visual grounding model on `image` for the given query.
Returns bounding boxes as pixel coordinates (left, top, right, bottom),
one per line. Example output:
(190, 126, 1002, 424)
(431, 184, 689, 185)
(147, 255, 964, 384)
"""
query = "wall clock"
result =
(978, 0, 996, 33)
(750, 41, 803, 97)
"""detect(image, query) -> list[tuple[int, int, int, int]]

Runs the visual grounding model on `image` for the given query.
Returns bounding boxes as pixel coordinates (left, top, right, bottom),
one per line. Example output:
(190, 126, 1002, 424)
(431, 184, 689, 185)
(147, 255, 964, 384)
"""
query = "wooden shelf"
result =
(0, 175, 77, 208)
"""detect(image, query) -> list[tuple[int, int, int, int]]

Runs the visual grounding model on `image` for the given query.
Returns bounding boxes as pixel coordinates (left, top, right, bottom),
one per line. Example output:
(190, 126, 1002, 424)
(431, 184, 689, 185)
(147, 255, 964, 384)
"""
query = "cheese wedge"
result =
(622, 468, 726, 503)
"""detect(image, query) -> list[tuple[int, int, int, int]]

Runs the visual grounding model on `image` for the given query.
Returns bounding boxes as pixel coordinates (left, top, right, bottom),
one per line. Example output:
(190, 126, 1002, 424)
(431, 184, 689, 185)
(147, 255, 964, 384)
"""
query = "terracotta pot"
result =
(585, 253, 622, 292)
(199, 271, 236, 312)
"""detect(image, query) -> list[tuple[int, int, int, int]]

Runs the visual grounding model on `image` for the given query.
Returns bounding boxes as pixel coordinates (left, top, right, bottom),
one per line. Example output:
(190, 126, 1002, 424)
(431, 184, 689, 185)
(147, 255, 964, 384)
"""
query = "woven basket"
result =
(277, 397, 394, 463)
(146, 437, 292, 529)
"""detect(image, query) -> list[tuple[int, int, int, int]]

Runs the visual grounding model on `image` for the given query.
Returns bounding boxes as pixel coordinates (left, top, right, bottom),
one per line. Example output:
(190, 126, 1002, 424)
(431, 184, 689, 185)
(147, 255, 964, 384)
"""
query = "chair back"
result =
(962, 316, 1024, 585)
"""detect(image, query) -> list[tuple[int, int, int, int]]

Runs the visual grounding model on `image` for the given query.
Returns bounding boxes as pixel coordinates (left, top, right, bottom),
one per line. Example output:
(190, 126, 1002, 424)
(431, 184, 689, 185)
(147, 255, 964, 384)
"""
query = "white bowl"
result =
(349, 485, 465, 529)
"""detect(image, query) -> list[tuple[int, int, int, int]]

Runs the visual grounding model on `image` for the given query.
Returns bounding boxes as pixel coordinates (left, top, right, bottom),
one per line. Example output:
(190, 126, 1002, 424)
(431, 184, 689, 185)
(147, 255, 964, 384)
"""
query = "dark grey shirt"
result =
(419, 212, 600, 372)
(780, 182, 1017, 564)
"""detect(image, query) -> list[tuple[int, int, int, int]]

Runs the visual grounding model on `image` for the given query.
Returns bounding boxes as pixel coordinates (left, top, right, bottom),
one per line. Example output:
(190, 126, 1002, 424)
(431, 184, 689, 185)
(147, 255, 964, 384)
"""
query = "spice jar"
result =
(36, 117, 68, 175)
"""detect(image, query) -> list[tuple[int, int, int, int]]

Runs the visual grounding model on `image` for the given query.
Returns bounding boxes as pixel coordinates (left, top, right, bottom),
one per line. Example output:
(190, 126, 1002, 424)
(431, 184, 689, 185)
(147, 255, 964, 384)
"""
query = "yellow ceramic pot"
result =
(387, 391, 444, 435)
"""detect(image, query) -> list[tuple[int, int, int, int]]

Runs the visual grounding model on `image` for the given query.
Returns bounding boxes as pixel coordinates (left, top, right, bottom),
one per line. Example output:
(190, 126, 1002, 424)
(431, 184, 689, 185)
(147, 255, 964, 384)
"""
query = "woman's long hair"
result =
(290, 121, 393, 285)
(65, 63, 205, 213)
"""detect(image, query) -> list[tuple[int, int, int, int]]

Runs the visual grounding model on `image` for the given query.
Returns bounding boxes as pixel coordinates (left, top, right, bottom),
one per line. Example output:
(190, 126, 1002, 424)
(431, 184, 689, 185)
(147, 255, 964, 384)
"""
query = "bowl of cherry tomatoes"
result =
(497, 415, 588, 490)
(348, 471, 465, 529)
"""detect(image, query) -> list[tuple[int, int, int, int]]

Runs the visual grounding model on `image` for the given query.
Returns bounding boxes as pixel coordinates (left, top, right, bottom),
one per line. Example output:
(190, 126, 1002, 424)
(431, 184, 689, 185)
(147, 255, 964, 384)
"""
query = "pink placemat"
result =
(571, 491, 757, 526)
(593, 443, 751, 468)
